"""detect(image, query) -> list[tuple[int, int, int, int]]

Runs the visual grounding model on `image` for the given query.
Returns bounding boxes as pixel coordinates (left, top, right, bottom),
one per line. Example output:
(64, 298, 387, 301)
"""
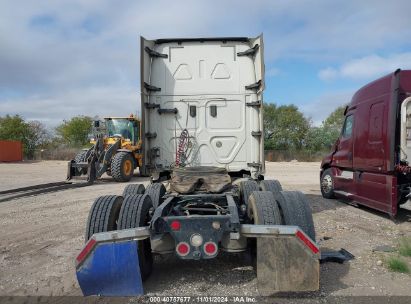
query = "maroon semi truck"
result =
(320, 69, 411, 217)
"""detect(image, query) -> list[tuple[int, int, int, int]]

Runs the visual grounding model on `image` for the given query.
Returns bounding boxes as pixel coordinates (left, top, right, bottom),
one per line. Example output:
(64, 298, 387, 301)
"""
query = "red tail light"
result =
(170, 220, 181, 231)
(176, 242, 190, 256)
(203, 242, 218, 256)
(76, 238, 96, 265)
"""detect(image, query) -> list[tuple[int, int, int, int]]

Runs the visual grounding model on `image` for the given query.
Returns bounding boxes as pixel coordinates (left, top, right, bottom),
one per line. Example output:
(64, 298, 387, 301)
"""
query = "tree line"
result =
(0, 115, 92, 159)
(0, 103, 346, 159)
(263, 103, 345, 152)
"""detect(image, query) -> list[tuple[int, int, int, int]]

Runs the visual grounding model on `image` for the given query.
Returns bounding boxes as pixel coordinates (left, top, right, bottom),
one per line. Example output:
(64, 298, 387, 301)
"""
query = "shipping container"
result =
(0, 140, 23, 162)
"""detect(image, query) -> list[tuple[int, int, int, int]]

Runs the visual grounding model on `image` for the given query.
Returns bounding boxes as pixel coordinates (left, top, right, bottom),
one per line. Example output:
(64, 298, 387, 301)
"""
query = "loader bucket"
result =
(76, 239, 143, 296)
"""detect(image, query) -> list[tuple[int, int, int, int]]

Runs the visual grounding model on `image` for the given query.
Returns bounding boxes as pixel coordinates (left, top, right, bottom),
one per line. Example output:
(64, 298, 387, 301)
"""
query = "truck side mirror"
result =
(343, 105, 349, 116)
(94, 121, 100, 128)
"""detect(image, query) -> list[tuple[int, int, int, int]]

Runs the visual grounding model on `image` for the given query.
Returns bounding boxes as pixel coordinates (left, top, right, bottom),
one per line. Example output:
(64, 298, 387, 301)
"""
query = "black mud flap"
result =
(320, 248, 354, 264)
(254, 228, 320, 295)
(257, 238, 319, 295)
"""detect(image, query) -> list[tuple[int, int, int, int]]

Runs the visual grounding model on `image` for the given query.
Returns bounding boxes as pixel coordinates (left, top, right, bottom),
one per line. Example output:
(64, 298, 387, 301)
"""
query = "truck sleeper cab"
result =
(320, 69, 411, 217)
(140, 36, 265, 180)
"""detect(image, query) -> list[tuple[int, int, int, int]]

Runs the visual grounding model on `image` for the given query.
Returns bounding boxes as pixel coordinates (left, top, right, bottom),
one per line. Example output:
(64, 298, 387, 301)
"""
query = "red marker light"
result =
(176, 242, 190, 256)
(76, 238, 96, 265)
(170, 220, 181, 231)
(204, 242, 218, 256)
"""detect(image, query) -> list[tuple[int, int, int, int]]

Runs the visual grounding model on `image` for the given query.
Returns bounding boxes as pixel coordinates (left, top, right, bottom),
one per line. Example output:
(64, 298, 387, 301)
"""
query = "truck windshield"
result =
(106, 119, 135, 142)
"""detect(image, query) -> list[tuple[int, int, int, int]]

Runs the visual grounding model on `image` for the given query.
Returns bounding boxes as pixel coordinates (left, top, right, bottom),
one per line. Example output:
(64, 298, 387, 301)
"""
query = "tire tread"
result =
(259, 180, 283, 195)
(117, 194, 153, 280)
(248, 191, 282, 225)
(240, 180, 260, 206)
(123, 184, 146, 197)
(74, 150, 88, 174)
(85, 195, 123, 241)
(111, 152, 134, 182)
(275, 191, 316, 240)
(145, 183, 166, 209)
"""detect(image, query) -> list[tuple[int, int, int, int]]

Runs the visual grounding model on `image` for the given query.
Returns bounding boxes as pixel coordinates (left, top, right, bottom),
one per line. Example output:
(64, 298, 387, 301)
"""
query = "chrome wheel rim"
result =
(321, 174, 333, 193)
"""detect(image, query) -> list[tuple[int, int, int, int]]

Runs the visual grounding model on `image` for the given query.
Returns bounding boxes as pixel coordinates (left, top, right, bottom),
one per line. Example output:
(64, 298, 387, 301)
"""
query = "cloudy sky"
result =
(1, 0, 411, 126)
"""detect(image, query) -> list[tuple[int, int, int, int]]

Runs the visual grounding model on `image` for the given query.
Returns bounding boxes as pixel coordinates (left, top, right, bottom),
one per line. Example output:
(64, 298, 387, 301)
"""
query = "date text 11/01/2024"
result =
(148, 296, 257, 303)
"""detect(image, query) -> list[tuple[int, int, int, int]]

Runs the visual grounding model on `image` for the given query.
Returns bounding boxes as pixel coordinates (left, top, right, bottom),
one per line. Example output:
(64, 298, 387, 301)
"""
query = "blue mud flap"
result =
(76, 240, 143, 296)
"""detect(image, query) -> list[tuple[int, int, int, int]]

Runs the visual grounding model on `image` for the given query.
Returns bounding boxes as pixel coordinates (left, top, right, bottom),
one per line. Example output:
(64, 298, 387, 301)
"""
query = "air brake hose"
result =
(176, 129, 189, 167)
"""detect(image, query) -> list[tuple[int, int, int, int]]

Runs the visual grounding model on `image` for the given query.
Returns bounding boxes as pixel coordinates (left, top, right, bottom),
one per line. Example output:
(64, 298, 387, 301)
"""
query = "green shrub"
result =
(399, 237, 411, 257)
(387, 256, 409, 273)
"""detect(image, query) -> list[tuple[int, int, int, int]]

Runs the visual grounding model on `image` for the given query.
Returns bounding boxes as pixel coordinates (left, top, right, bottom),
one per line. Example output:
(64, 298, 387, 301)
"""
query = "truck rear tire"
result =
(239, 180, 260, 207)
(111, 152, 134, 182)
(275, 191, 316, 241)
(117, 194, 154, 281)
(85, 195, 123, 241)
(320, 168, 335, 199)
(259, 180, 282, 196)
(248, 191, 282, 225)
(123, 184, 146, 197)
(145, 183, 166, 209)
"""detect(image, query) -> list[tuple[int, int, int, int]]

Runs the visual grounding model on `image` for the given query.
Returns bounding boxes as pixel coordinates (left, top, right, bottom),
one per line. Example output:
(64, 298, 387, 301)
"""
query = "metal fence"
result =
(31, 148, 327, 162)
(33, 147, 79, 161)
(264, 150, 328, 162)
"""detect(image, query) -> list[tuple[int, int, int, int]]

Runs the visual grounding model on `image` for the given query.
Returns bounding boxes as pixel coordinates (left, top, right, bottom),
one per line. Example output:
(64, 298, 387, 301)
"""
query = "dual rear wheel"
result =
(239, 179, 283, 207)
(242, 179, 315, 241)
(118, 194, 154, 280)
(85, 179, 316, 283)
(85, 182, 165, 281)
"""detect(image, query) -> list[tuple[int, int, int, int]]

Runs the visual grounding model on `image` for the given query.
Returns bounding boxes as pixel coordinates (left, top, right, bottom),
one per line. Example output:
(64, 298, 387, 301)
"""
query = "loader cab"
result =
(105, 117, 140, 145)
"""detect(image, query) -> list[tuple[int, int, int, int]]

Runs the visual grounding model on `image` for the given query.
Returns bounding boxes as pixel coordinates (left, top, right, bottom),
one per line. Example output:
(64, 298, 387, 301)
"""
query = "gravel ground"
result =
(0, 161, 410, 297)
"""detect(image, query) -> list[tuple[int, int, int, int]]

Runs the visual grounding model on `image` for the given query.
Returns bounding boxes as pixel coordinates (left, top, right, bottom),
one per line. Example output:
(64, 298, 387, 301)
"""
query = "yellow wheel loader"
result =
(67, 115, 143, 182)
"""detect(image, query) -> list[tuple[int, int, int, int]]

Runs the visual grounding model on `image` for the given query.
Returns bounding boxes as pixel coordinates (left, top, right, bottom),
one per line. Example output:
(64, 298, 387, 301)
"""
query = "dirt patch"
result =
(0, 161, 410, 296)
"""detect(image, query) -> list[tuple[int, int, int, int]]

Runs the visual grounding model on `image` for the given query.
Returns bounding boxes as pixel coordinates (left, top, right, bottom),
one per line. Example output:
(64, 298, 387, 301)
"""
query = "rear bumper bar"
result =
(82, 224, 318, 242)
(76, 224, 319, 296)
(76, 225, 319, 267)
(241, 224, 303, 237)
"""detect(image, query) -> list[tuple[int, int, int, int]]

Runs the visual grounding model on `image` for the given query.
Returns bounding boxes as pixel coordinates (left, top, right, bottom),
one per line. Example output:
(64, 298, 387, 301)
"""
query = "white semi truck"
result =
(139, 36, 265, 180)
(75, 36, 320, 296)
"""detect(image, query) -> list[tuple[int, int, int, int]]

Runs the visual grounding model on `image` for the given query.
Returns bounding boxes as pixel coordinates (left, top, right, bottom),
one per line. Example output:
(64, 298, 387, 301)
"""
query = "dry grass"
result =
(399, 237, 411, 257)
(387, 256, 410, 273)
